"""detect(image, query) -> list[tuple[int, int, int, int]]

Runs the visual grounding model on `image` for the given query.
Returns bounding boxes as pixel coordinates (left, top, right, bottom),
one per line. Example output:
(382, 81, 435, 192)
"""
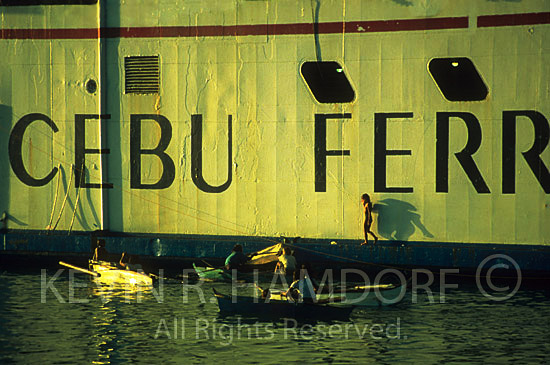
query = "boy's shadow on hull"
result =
(373, 199, 434, 241)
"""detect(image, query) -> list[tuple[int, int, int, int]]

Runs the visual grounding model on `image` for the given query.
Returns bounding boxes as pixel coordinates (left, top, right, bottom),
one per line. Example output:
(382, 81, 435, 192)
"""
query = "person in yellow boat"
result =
(119, 252, 143, 271)
(92, 239, 109, 261)
(275, 247, 297, 277)
(361, 193, 378, 245)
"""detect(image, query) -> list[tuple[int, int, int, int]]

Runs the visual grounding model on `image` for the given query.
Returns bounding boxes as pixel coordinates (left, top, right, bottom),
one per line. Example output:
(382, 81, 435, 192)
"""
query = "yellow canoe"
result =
(89, 260, 153, 286)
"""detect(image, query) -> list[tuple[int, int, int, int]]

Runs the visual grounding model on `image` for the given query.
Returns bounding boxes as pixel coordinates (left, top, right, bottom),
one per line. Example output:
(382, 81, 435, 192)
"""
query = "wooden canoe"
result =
(193, 263, 233, 282)
(213, 288, 354, 319)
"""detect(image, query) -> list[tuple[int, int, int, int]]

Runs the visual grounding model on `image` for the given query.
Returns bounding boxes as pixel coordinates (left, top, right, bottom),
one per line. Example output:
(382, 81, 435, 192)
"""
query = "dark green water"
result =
(0, 269, 549, 364)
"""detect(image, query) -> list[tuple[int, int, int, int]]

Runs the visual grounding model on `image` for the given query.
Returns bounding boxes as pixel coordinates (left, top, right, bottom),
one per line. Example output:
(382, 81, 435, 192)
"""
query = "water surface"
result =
(0, 269, 549, 364)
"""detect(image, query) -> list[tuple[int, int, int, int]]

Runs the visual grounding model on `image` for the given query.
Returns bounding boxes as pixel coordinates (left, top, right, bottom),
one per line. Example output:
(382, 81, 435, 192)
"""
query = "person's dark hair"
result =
(283, 247, 291, 255)
(97, 239, 106, 248)
(361, 193, 370, 202)
(233, 244, 243, 253)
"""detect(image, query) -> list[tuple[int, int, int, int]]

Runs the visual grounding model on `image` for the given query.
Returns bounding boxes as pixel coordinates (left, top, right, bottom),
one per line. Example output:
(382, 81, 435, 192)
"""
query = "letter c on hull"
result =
(9, 113, 59, 187)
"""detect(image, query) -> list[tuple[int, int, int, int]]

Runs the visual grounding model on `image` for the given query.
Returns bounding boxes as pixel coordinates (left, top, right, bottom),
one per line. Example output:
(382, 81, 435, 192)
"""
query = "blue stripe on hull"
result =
(1, 229, 549, 274)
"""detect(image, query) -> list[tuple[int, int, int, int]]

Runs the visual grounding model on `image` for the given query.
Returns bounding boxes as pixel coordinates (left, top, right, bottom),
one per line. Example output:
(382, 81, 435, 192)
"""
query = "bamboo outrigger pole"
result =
(59, 261, 100, 277)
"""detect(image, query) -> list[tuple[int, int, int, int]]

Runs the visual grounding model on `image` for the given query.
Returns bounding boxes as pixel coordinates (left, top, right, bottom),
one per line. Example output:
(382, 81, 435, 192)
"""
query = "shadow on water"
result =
(373, 198, 434, 241)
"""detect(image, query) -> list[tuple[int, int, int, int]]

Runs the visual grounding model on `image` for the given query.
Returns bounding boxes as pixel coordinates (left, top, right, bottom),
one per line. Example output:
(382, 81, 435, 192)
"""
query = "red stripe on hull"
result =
(478, 12, 550, 27)
(1, 16, 467, 40)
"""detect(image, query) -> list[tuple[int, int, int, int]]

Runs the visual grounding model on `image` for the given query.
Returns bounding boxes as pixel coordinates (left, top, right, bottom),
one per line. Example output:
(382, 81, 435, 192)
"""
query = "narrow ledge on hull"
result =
(1, 229, 549, 278)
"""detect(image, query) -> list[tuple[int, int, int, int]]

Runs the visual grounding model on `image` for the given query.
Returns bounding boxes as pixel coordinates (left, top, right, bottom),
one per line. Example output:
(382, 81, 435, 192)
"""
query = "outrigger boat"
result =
(193, 262, 295, 284)
(89, 260, 153, 286)
(193, 243, 295, 282)
(213, 288, 353, 320)
(257, 280, 408, 307)
(59, 260, 153, 287)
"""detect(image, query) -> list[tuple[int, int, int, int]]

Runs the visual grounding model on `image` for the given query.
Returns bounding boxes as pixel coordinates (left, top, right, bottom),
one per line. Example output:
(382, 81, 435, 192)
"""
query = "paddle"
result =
(194, 262, 227, 273)
(59, 261, 100, 277)
(202, 267, 226, 272)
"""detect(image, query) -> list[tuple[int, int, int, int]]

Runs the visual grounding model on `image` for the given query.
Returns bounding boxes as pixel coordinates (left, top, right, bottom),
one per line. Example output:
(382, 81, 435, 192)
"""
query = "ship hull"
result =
(1, 1, 549, 277)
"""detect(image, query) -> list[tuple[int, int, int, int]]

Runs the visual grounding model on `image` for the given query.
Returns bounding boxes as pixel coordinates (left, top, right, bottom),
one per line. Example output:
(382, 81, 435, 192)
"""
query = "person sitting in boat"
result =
(224, 244, 249, 271)
(275, 247, 297, 277)
(282, 266, 317, 303)
(92, 239, 109, 261)
(119, 252, 143, 272)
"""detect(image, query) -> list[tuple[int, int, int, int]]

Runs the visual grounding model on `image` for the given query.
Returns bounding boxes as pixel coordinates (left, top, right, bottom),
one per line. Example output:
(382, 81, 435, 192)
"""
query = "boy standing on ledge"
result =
(361, 193, 378, 246)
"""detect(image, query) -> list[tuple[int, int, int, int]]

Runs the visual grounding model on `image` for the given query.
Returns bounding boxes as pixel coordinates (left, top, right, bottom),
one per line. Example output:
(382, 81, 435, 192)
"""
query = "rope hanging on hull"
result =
(46, 163, 62, 230)
(51, 164, 74, 231)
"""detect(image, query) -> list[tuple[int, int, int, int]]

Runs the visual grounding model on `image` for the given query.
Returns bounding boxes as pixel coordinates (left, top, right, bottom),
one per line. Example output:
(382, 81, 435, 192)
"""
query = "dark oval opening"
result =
(301, 61, 355, 103)
(428, 58, 488, 101)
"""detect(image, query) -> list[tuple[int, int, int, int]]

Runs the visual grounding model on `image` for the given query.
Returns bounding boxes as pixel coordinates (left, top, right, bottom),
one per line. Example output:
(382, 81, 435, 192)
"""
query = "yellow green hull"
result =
(1, 1, 549, 272)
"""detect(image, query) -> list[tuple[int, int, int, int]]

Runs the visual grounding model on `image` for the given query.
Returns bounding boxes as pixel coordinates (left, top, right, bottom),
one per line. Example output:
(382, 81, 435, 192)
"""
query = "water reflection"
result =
(88, 282, 159, 364)
(90, 282, 153, 304)
(91, 302, 118, 364)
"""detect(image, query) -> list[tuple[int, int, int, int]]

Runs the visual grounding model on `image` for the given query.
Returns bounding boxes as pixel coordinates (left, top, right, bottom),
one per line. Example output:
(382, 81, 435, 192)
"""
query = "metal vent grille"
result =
(124, 56, 160, 94)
